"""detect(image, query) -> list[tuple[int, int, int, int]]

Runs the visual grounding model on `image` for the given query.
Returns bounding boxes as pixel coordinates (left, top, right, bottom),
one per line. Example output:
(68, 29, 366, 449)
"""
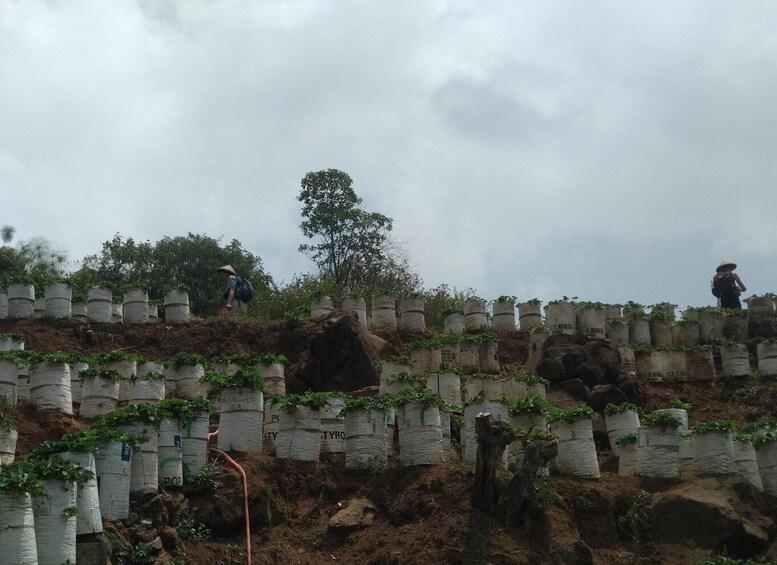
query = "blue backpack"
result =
(234, 276, 254, 302)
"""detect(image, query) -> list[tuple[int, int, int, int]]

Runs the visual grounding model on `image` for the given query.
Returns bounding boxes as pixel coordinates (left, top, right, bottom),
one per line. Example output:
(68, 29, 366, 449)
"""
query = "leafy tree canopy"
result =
(73, 233, 274, 316)
(297, 169, 420, 294)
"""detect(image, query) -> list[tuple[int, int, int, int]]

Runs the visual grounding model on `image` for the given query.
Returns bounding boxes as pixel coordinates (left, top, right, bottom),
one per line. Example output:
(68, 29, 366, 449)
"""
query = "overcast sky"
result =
(2, 1, 776, 311)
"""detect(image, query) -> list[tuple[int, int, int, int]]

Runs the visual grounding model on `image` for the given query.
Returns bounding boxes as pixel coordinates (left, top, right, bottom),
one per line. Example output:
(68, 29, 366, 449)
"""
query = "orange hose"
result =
(208, 430, 252, 565)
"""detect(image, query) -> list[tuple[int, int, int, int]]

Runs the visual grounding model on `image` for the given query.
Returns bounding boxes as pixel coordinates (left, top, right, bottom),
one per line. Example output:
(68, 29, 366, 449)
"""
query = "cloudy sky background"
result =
(2, 1, 776, 311)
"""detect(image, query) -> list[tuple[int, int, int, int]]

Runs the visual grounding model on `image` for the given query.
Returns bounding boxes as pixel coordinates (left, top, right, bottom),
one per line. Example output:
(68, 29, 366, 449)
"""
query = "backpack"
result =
(712, 272, 737, 299)
(234, 276, 254, 302)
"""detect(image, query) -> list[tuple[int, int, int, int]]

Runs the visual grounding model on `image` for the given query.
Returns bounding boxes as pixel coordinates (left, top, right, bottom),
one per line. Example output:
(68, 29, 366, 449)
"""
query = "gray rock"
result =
(328, 498, 377, 531)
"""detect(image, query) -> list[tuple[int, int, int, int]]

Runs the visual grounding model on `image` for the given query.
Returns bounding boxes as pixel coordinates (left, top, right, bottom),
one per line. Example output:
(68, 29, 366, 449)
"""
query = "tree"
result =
(1, 225, 15, 246)
(77, 233, 274, 316)
(297, 169, 420, 293)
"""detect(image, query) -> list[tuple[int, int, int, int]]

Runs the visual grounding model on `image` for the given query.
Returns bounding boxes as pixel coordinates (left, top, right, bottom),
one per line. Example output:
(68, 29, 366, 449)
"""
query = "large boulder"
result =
(288, 313, 399, 393)
(536, 335, 620, 388)
(651, 476, 775, 557)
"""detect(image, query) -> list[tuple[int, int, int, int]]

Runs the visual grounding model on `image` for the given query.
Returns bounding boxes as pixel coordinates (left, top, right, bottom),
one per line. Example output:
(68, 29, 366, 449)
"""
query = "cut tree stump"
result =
(471, 412, 558, 526)
(472, 413, 517, 510)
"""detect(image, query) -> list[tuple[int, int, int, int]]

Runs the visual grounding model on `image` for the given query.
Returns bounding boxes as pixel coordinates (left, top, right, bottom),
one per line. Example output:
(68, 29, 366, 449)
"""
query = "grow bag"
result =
(218, 388, 263, 453)
(397, 402, 443, 466)
(344, 408, 390, 470)
(550, 418, 600, 479)
(276, 406, 321, 461)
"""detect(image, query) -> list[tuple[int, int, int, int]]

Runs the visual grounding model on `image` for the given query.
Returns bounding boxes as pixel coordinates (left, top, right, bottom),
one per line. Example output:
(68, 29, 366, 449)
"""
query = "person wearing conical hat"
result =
(711, 260, 746, 309)
(216, 265, 248, 315)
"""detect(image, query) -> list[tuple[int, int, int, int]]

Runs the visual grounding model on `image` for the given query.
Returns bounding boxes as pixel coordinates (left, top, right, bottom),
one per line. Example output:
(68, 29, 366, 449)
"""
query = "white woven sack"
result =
(182, 412, 210, 475)
(505, 413, 547, 471)
(44, 282, 72, 319)
(104, 360, 137, 403)
(320, 398, 345, 454)
(128, 379, 165, 405)
(463, 402, 508, 463)
(29, 362, 73, 414)
(123, 289, 149, 324)
(262, 401, 282, 455)
(79, 375, 119, 418)
(344, 408, 390, 470)
(378, 363, 410, 395)
(693, 431, 734, 475)
(734, 440, 762, 490)
(118, 422, 159, 492)
(636, 426, 679, 478)
(0, 491, 37, 565)
(757, 342, 777, 377)
(398, 403, 443, 466)
(426, 372, 461, 409)
(171, 364, 207, 400)
(440, 411, 452, 461)
(95, 440, 132, 520)
(163, 290, 190, 324)
(276, 406, 321, 461)
(61, 451, 103, 534)
(0, 360, 17, 406)
(550, 419, 600, 479)
(70, 362, 88, 404)
(605, 410, 640, 457)
(679, 437, 694, 476)
(33, 479, 77, 565)
(756, 441, 777, 496)
(87, 287, 112, 323)
(0, 428, 18, 464)
(256, 362, 285, 396)
(527, 382, 547, 397)
(500, 379, 529, 402)
(385, 407, 397, 454)
(618, 443, 638, 476)
(720, 344, 751, 377)
(157, 421, 183, 488)
(219, 388, 263, 453)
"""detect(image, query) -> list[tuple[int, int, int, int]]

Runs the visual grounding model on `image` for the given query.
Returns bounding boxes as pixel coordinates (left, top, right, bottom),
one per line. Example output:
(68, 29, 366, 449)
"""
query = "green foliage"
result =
(212, 353, 256, 366)
(342, 394, 395, 414)
(273, 392, 334, 411)
(642, 411, 683, 428)
(78, 368, 122, 381)
(669, 398, 693, 411)
(386, 372, 426, 385)
(254, 353, 289, 365)
(132, 371, 165, 381)
(157, 397, 213, 423)
(97, 404, 162, 427)
(297, 169, 419, 293)
(163, 352, 206, 368)
(691, 420, 735, 434)
(512, 371, 550, 386)
(424, 284, 479, 329)
(523, 298, 542, 305)
(546, 405, 595, 424)
(617, 490, 652, 545)
(495, 295, 517, 305)
(202, 368, 265, 392)
(76, 232, 273, 317)
(615, 432, 638, 445)
(373, 355, 412, 367)
(394, 387, 452, 410)
(184, 465, 219, 494)
(63, 506, 79, 518)
(173, 502, 212, 541)
(508, 394, 552, 416)
(0, 460, 44, 495)
(30, 455, 94, 485)
(31, 430, 100, 457)
(604, 402, 642, 415)
(0, 413, 15, 429)
(128, 541, 154, 564)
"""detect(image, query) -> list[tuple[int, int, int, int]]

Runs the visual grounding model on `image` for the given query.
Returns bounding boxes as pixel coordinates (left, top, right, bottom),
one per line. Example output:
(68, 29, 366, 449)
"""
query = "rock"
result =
(554, 378, 590, 401)
(290, 314, 398, 393)
(159, 526, 182, 553)
(193, 491, 245, 535)
(536, 335, 620, 388)
(133, 524, 159, 543)
(328, 498, 377, 531)
(150, 536, 164, 554)
(588, 384, 628, 413)
(651, 476, 774, 556)
(76, 541, 110, 565)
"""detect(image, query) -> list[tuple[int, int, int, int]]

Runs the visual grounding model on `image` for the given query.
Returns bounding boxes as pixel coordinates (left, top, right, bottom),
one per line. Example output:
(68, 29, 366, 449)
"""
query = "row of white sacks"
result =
(605, 408, 777, 493)
(0, 357, 287, 415)
(0, 285, 190, 324)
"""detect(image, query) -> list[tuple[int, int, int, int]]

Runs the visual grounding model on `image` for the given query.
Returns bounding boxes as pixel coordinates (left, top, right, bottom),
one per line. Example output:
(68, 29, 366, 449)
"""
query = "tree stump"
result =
(496, 438, 558, 526)
(472, 413, 517, 510)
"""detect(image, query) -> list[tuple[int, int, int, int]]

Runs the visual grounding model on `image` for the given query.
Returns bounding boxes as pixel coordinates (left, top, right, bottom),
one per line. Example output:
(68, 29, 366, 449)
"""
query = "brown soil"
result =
(3, 316, 777, 564)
